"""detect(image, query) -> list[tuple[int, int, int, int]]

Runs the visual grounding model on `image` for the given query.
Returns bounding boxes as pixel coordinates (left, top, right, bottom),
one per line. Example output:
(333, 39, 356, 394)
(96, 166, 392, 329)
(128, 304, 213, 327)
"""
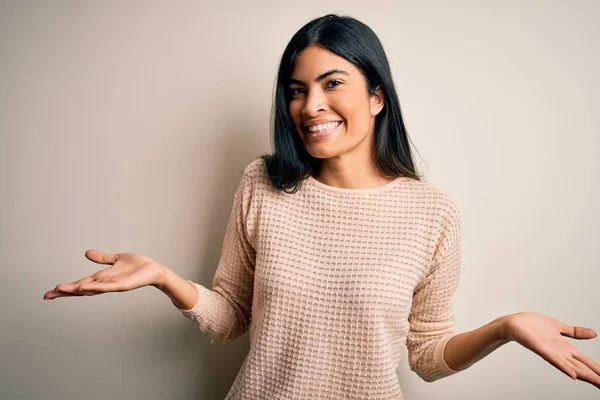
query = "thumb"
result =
(84, 249, 119, 265)
(560, 323, 597, 340)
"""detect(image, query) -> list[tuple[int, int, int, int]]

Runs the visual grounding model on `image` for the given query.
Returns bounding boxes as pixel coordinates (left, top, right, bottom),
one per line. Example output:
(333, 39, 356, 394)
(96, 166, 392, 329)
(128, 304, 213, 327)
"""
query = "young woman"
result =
(43, 14, 599, 399)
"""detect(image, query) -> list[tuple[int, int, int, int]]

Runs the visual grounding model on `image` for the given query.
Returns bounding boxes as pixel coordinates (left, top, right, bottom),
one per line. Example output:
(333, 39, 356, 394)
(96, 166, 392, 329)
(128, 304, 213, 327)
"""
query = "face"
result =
(288, 45, 384, 160)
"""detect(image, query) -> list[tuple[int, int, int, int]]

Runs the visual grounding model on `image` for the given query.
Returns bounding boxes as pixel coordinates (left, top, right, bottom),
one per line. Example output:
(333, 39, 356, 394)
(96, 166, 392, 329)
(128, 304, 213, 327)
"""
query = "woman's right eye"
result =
(289, 88, 304, 96)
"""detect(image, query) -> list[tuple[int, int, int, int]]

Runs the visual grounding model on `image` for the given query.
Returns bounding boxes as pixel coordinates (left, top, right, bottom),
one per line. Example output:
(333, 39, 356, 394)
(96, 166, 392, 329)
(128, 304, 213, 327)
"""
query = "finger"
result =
(75, 276, 96, 285)
(66, 283, 104, 297)
(540, 352, 577, 380)
(559, 323, 597, 339)
(93, 267, 118, 281)
(52, 267, 116, 295)
(572, 352, 600, 378)
(85, 249, 119, 265)
(44, 288, 97, 299)
(71, 281, 106, 296)
(55, 277, 93, 293)
(44, 289, 75, 300)
(569, 354, 600, 389)
(78, 281, 124, 293)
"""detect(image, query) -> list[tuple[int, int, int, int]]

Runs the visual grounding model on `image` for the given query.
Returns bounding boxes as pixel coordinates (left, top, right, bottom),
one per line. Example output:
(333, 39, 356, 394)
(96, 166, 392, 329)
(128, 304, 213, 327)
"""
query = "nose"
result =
(302, 89, 327, 117)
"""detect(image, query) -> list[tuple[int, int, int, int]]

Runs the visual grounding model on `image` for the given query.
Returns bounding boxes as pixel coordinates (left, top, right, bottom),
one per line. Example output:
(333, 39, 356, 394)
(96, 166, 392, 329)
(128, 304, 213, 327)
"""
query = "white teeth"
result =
(307, 121, 341, 133)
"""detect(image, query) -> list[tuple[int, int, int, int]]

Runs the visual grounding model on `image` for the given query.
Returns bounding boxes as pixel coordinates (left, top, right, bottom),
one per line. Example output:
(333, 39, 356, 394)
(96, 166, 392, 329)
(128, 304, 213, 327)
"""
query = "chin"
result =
(305, 147, 344, 160)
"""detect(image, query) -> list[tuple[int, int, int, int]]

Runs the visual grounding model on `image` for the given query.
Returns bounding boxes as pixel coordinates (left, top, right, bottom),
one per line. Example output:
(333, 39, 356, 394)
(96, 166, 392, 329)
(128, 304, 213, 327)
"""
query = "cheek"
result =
(337, 98, 372, 128)
(288, 101, 303, 125)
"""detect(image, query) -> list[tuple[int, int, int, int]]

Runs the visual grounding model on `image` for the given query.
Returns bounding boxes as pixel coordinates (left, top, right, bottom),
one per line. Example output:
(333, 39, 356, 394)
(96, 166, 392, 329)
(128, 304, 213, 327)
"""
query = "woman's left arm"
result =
(444, 311, 600, 389)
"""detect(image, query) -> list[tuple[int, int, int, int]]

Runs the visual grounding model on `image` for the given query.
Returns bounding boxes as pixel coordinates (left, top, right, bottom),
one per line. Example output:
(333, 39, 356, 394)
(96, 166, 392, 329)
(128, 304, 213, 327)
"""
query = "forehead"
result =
(291, 45, 359, 78)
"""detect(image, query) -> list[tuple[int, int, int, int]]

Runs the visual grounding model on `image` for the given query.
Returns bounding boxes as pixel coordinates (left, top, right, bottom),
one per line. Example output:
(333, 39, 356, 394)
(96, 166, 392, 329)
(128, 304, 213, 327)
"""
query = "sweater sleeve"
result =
(176, 171, 256, 344)
(406, 196, 463, 382)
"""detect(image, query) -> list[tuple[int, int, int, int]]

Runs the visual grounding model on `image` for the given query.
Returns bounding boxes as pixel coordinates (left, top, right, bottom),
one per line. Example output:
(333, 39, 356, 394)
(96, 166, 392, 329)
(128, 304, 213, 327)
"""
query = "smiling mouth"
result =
(304, 121, 343, 138)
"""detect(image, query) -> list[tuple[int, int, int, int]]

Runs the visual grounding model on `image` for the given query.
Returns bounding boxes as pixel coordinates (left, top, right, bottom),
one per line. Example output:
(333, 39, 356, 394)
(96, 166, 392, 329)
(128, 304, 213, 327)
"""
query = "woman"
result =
(43, 14, 599, 399)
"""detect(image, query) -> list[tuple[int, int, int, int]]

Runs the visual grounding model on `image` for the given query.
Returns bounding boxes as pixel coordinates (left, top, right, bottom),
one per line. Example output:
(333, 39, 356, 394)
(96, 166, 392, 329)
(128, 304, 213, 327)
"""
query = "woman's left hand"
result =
(505, 311, 600, 389)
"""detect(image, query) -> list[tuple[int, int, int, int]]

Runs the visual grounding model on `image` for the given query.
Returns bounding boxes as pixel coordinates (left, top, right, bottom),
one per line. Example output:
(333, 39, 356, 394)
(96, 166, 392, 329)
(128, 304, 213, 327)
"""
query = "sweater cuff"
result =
(434, 332, 461, 374)
(178, 281, 209, 316)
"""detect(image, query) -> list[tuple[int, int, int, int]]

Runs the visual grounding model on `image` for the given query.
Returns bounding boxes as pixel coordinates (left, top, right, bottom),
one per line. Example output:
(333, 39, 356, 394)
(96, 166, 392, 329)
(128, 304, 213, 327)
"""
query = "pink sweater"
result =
(178, 158, 463, 399)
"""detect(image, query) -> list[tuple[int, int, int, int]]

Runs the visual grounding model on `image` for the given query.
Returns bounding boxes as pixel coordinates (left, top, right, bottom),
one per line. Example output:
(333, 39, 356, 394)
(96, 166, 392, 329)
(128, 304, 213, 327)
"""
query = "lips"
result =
(304, 118, 342, 127)
(304, 121, 342, 132)
(304, 121, 343, 139)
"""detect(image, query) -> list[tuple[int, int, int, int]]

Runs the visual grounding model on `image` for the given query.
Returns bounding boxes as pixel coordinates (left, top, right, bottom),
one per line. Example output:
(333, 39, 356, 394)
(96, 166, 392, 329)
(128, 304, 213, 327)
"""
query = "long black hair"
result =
(260, 14, 422, 193)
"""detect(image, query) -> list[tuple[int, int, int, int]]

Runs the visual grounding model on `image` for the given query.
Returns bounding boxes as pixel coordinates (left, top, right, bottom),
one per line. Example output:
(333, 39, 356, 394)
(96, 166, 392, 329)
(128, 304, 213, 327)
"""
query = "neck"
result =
(314, 156, 393, 190)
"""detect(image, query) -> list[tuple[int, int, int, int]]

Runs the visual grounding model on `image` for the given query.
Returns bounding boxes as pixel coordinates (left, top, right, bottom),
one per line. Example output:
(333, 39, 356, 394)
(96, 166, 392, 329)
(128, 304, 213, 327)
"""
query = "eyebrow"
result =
(289, 69, 350, 85)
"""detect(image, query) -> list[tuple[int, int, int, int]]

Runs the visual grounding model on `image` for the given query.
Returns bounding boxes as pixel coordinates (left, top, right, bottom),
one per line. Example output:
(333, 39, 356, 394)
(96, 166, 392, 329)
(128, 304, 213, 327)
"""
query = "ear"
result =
(370, 85, 385, 116)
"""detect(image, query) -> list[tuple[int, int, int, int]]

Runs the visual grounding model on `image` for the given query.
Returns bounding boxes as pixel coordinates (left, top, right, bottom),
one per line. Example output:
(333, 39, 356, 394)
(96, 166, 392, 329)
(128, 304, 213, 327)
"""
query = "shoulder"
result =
(242, 158, 266, 177)
(242, 157, 269, 191)
(234, 158, 271, 199)
(405, 179, 461, 232)
(404, 179, 459, 214)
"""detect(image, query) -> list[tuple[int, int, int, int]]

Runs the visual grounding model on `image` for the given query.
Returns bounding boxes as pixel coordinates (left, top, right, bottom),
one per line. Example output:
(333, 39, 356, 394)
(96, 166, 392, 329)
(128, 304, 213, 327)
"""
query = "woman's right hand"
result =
(43, 249, 167, 300)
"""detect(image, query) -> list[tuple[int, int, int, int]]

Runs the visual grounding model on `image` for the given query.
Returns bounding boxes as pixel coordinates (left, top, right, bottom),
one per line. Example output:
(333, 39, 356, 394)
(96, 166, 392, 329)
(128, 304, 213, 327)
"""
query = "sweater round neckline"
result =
(306, 175, 408, 194)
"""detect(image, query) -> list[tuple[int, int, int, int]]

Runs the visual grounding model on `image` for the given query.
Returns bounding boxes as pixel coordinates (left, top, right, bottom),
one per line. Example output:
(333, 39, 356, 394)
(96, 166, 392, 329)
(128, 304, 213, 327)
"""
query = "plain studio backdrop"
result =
(0, 1, 598, 399)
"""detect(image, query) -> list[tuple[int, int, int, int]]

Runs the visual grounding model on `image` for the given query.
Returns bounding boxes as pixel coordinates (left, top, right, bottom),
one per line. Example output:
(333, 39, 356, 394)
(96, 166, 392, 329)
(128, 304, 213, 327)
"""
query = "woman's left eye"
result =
(326, 80, 342, 88)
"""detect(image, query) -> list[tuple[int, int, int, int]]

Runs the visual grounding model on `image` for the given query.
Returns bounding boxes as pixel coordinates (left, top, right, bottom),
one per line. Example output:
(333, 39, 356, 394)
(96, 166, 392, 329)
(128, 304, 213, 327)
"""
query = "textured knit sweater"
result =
(178, 158, 464, 399)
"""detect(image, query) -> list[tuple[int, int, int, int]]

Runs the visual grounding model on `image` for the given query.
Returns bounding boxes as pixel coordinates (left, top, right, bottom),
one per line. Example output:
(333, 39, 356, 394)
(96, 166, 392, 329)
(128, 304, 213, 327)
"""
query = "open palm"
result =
(43, 249, 165, 300)
(506, 311, 600, 389)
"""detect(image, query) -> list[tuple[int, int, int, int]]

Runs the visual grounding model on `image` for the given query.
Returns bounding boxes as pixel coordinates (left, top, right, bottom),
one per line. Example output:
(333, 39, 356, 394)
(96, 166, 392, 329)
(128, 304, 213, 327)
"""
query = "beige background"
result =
(1, 1, 598, 399)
